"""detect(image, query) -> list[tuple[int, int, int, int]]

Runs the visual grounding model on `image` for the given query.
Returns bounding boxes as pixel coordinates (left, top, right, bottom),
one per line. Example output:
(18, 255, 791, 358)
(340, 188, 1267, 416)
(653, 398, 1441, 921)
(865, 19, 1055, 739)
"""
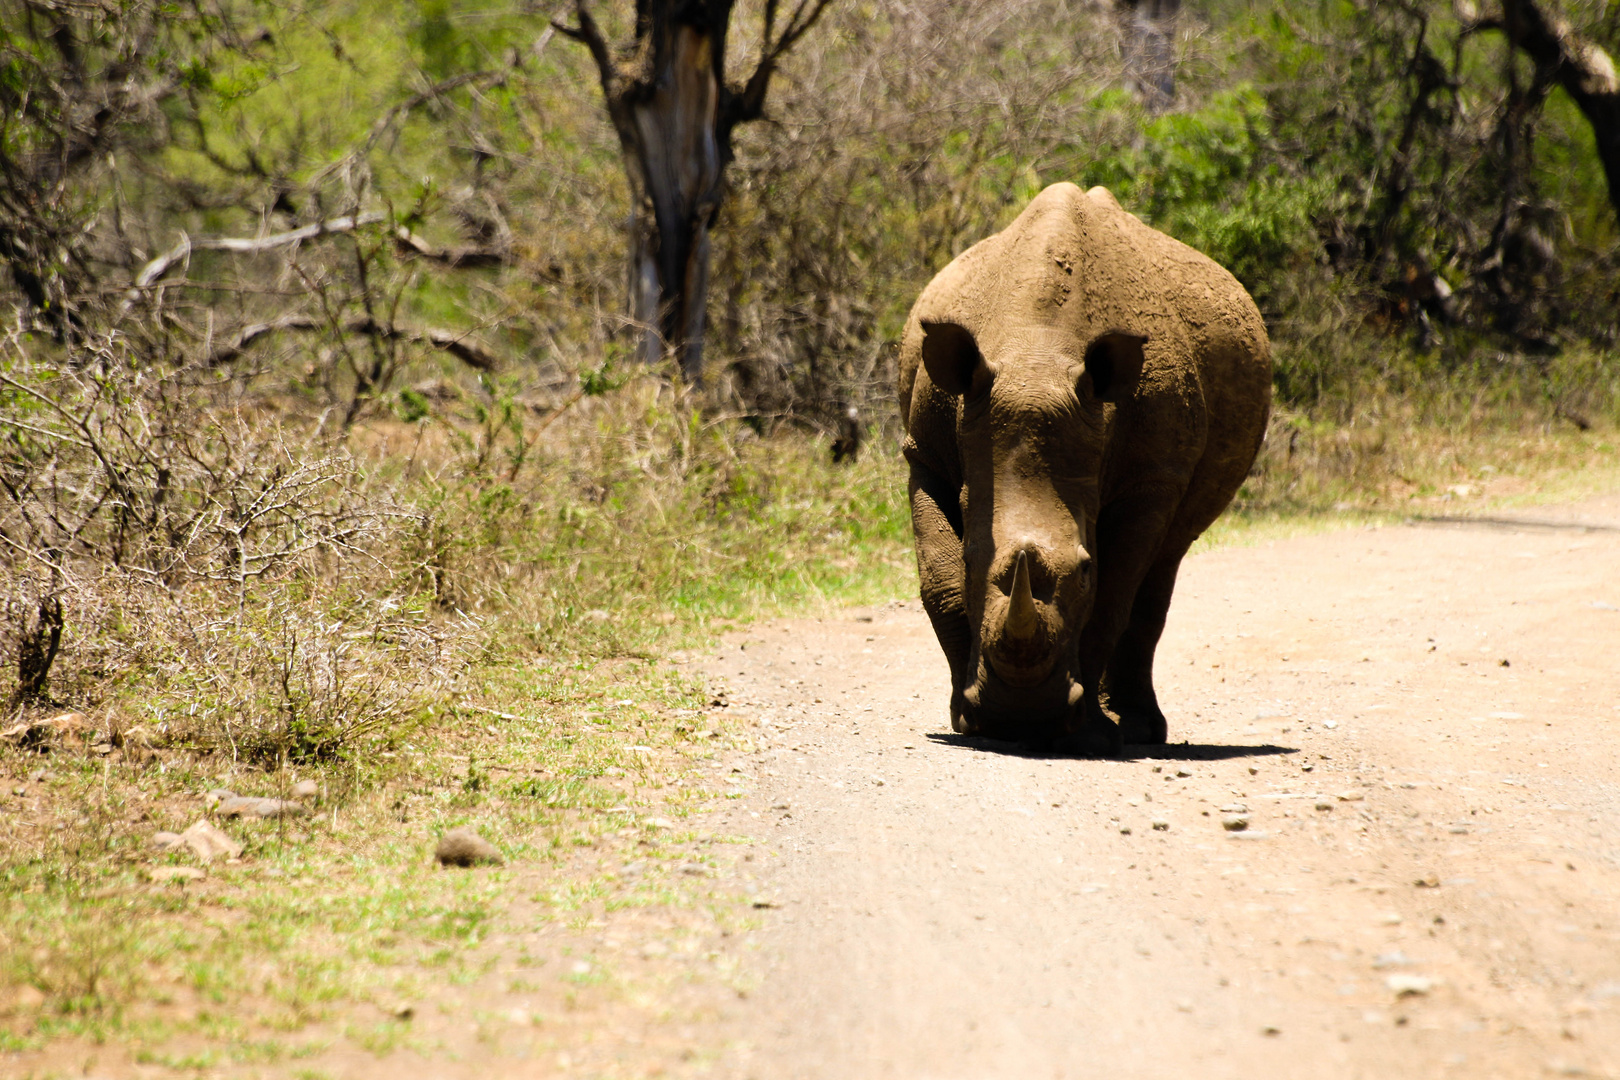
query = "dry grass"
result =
(2, 357, 1618, 1068)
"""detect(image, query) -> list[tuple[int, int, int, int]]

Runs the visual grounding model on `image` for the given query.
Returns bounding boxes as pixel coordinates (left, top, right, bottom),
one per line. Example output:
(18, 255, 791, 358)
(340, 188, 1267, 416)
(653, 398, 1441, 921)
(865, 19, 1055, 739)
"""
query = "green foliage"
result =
(1085, 87, 1336, 306)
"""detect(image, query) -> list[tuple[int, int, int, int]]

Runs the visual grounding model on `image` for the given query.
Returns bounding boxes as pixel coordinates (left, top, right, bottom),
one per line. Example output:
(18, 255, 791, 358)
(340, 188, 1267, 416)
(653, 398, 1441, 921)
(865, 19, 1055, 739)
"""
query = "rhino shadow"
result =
(923, 732, 1297, 763)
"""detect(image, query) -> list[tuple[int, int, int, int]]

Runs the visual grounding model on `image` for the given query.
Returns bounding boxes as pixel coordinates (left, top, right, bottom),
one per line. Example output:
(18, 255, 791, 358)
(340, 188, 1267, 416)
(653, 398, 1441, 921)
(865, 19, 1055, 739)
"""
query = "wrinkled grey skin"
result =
(898, 183, 1272, 753)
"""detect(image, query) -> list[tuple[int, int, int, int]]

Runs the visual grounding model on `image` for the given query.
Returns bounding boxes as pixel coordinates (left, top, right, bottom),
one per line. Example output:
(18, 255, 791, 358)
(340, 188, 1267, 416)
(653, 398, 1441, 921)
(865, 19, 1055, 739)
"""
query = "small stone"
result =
(150, 831, 184, 852)
(1262, 1025, 1281, 1036)
(1315, 801, 1333, 811)
(391, 1002, 415, 1020)
(178, 819, 243, 862)
(1247, 766, 1258, 775)
(1380, 913, 1403, 926)
(28, 769, 47, 783)
(203, 788, 238, 808)
(872, 777, 885, 786)
(1222, 815, 1250, 832)
(643, 817, 677, 830)
(10, 785, 24, 797)
(435, 827, 502, 867)
(146, 865, 205, 884)
(1386, 974, 1434, 996)
(219, 796, 307, 819)
(1152, 820, 1170, 831)
(1301, 763, 1315, 772)
(1119, 825, 1132, 835)
(1336, 790, 1365, 802)
(1414, 874, 1441, 888)
(290, 779, 319, 799)
(1220, 803, 1250, 814)
(1175, 768, 1192, 778)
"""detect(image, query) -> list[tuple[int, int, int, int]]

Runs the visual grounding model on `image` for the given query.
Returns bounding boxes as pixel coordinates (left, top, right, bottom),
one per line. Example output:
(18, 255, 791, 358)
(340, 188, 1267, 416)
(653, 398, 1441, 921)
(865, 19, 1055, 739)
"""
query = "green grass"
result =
(4, 378, 1619, 1069)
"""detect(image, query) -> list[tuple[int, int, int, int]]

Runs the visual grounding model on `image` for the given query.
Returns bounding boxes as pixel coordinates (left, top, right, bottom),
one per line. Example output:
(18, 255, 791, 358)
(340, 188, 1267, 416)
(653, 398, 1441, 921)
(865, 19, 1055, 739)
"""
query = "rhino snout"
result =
(981, 539, 1090, 685)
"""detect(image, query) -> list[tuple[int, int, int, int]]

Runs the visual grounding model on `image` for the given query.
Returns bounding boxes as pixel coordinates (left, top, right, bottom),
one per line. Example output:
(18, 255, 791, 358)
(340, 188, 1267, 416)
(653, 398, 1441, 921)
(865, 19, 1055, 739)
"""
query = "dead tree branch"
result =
(203, 314, 501, 371)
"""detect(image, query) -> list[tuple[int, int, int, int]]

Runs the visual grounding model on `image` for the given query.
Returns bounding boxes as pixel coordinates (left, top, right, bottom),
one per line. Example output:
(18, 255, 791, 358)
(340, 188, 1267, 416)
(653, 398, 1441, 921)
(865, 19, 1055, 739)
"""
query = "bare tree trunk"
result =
(1118, 0, 1179, 111)
(623, 23, 724, 376)
(1492, 0, 1620, 226)
(557, 0, 833, 383)
(13, 594, 63, 707)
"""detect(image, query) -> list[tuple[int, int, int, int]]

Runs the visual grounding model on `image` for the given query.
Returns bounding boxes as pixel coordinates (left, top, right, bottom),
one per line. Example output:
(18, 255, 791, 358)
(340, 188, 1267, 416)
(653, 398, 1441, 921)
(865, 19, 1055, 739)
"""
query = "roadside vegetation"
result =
(3, 0, 1620, 1069)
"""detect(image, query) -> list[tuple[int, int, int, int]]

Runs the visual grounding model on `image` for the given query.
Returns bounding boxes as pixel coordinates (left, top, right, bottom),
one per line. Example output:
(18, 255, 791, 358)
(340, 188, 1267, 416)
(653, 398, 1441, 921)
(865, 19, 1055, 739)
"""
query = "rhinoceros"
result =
(898, 182, 1271, 753)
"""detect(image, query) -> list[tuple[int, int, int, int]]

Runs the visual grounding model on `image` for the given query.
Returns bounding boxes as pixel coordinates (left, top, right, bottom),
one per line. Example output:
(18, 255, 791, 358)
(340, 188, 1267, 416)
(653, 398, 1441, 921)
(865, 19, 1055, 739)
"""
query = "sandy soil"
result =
(14, 493, 1620, 1080)
(695, 491, 1620, 1079)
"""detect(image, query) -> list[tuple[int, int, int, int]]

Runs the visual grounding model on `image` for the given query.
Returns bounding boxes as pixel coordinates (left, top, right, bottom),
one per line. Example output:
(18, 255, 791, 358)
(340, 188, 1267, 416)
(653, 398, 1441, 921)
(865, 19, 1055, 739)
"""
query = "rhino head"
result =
(919, 319, 1147, 742)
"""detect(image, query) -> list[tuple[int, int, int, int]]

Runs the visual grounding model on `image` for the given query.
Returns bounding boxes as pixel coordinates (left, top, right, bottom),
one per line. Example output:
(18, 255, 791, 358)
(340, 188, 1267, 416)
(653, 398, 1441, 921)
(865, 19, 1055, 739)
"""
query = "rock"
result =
(1315, 801, 1333, 811)
(178, 819, 243, 862)
(643, 817, 677, 830)
(435, 828, 502, 867)
(1336, 790, 1366, 802)
(203, 788, 238, 808)
(1, 711, 88, 747)
(1222, 815, 1250, 832)
(1119, 825, 1132, 835)
(218, 796, 307, 819)
(28, 769, 48, 782)
(146, 865, 205, 884)
(1152, 820, 1170, 831)
(1220, 803, 1249, 814)
(1175, 768, 1192, 778)
(290, 779, 319, 799)
(1386, 974, 1434, 997)
(150, 831, 184, 852)
(1414, 874, 1441, 888)
(390, 1002, 415, 1020)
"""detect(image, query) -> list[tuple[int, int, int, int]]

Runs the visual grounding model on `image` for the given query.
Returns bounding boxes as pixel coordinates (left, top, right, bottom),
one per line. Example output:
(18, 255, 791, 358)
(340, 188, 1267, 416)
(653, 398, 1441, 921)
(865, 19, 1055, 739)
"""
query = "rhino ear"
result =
(920, 321, 991, 399)
(1080, 330, 1148, 403)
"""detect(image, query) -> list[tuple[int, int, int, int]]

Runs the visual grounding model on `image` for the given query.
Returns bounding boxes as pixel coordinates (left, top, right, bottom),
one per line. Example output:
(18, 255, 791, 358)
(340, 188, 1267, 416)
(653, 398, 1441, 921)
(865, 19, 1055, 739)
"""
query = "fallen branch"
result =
(132, 211, 389, 293)
(204, 314, 501, 371)
(393, 226, 508, 269)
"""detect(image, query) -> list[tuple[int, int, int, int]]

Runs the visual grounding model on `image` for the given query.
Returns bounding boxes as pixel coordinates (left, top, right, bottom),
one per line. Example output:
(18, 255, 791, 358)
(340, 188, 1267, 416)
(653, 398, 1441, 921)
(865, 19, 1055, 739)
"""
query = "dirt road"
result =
(697, 492, 1620, 1079)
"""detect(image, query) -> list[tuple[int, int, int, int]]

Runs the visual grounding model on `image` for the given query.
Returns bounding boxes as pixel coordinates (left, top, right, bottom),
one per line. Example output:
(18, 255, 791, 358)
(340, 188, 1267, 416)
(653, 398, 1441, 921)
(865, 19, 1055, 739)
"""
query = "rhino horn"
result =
(1007, 550, 1038, 640)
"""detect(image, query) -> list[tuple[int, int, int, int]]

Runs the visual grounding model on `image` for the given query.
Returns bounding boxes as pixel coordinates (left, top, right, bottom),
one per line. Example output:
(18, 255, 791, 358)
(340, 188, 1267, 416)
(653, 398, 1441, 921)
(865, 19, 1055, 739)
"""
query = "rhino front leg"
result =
(1102, 546, 1190, 745)
(1075, 486, 1181, 750)
(908, 463, 975, 732)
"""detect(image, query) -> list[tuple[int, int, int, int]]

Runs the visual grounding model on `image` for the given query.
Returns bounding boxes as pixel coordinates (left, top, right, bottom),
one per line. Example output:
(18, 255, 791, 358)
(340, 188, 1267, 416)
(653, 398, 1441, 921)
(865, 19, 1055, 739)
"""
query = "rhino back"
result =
(900, 182, 1270, 511)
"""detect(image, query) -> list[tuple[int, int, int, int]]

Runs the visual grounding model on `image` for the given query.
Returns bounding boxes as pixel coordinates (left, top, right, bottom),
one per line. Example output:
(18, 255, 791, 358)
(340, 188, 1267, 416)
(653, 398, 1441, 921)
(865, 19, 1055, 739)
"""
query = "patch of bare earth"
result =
(696, 489, 1620, 1078)
(9, 492, 1620, 1079)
